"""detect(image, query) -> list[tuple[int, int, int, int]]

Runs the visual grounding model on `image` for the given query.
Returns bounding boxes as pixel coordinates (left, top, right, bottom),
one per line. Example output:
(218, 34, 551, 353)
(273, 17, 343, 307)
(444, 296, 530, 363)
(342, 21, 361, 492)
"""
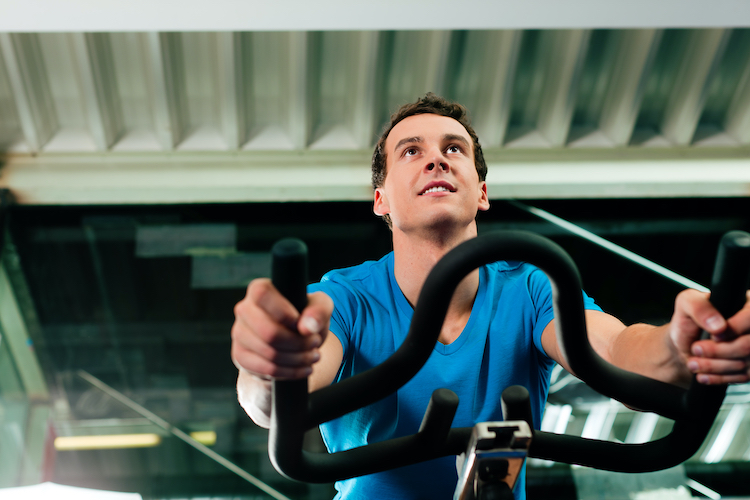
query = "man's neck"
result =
(391, 223, 480, 344)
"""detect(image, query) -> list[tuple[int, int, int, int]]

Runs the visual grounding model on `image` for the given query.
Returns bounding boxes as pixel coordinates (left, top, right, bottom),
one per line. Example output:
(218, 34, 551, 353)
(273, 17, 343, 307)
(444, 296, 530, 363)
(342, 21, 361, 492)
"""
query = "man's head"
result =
(371, 93, 487, 191)
(371, 94, 490, 233)
(371, 93, 488, 230)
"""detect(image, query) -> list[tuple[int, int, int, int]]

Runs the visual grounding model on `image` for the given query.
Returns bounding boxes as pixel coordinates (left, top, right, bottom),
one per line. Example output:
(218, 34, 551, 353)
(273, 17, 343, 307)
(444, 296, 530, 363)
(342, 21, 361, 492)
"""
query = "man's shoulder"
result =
(484, 260, 536, 277)
(309, 253, 396, 319)
(482, 261, 549, 298)
(316, 252, 393, 289)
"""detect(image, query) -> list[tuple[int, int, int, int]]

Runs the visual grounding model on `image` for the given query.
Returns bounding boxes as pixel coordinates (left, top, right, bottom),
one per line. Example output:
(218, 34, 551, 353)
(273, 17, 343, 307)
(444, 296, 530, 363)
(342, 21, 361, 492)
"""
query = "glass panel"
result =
(9, 202, 394, 499)
(6, 197, 750, 498)
(0, 332, 28, 488)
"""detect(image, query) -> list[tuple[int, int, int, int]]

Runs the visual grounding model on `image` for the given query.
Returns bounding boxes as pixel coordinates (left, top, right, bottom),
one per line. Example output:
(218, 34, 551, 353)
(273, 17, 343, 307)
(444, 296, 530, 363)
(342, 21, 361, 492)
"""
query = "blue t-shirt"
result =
(308, 252, 601, 500)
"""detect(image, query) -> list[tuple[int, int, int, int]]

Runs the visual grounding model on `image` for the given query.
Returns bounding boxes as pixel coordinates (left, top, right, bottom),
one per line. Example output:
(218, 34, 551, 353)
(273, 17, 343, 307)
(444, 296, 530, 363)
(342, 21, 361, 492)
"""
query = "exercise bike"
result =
(267, 230, 750, 499)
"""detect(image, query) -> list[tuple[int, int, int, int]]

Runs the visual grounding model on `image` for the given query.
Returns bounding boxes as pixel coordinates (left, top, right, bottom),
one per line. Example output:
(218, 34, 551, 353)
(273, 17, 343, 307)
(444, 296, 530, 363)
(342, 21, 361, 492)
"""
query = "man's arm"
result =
(231, 278, 344, 428)
(541, 289, 750, 388)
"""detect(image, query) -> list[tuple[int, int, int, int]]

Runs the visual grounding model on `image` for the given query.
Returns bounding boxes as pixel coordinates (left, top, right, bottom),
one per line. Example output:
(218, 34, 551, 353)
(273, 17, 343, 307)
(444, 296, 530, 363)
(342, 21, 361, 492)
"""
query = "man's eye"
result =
(446, 145, 460, 153)
(405, 148, 418, 156)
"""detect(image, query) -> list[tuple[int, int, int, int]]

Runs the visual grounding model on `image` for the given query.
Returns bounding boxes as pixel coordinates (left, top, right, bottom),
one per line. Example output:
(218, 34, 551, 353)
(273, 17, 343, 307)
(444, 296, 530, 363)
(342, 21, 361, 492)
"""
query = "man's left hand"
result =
(673, 290, 750, 385)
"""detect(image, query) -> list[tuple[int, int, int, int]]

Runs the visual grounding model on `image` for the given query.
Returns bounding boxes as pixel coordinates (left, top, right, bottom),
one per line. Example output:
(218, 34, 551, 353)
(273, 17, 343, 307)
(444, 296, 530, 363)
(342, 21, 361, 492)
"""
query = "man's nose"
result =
(426, 150, 449, 172)
(426, 162, 449, 172)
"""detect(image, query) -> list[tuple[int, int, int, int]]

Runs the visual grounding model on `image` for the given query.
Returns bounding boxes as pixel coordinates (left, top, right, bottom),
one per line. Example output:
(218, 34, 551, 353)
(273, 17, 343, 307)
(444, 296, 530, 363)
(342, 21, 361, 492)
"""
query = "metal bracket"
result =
(454, 421, 532, 500)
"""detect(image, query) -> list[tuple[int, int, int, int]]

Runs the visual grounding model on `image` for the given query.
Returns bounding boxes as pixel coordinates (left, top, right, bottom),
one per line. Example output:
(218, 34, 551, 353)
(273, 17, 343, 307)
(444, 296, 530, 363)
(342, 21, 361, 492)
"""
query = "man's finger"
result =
(695, 373, 750, 385)
(670, 290, 722, 350)
(687, 355, 747, 375)
(723, 293, 750, 340)
(298, 291, 334, 338)
(237, 302, 316, 351)
(233, 348, 317, 380)
(692, 334, 750, 360)
(248, 278, 301, 330)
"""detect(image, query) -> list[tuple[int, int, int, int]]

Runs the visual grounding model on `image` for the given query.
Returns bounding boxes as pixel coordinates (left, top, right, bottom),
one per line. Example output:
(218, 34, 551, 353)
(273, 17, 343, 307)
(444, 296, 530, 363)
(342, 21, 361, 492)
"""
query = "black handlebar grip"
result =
(501, 386, 534, 430)
(707, 230, 750, 322)
(269, 238, 310, 478)
(271, 238, 309, 313)
(684, 230, 750, 415)
(417, 389, 460, 453)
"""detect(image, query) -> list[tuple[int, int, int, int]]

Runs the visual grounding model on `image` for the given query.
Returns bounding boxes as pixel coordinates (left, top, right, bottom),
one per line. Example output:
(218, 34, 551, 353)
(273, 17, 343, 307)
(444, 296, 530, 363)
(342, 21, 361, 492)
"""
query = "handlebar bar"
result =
(268, 230, 750, 482)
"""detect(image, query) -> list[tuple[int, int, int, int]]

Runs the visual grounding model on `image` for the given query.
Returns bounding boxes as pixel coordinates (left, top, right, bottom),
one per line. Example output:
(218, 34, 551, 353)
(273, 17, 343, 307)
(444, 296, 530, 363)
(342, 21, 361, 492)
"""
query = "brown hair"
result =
(371, 93, 487, 191)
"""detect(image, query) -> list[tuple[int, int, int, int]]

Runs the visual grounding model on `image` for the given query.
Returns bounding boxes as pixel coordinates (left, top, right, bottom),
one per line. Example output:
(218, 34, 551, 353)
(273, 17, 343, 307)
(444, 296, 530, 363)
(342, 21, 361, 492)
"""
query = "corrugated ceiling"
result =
(2, 25, 750, 204)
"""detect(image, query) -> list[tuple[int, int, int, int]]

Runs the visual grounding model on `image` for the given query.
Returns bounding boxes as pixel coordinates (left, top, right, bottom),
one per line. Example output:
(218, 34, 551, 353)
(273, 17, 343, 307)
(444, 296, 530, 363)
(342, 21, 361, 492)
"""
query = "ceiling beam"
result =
(536, 30, 591, 147)
(242, 32, 295, 150)
(71, 33, 124, 151)
(420, 31, 452, 98)
(661, 29, 731, 145)
(3, 0, 750, 32)
(453, 30, 522, 148)
(309, 32, 367, 150)
(2, 149, 750, 205)
(217, 32, 245, 150)
(287, 32, 311, 150)
(352, 31, 380, 149)
(599, 29, 663, 147)
(723, 54, 750, 144)
(0, 33, 57, 153)
(145, 33, 187, 150)
(385, 31, 452, 110)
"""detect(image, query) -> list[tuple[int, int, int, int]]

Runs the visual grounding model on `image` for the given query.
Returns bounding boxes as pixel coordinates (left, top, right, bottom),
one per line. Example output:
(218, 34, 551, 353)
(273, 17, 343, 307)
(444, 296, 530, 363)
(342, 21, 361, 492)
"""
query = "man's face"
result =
(374, 113, 489, 233)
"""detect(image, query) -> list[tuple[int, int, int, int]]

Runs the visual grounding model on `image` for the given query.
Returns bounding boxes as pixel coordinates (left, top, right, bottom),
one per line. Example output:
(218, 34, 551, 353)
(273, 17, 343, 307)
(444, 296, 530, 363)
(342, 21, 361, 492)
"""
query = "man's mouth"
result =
(422, 186, 451, 194)
(419, 181, 456, 195)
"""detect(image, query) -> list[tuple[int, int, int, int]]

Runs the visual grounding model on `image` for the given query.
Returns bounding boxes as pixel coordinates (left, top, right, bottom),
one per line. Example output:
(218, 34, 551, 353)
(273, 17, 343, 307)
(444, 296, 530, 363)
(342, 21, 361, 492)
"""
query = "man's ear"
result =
(478, 182, 490, 212)
(373, 187, 390, 216)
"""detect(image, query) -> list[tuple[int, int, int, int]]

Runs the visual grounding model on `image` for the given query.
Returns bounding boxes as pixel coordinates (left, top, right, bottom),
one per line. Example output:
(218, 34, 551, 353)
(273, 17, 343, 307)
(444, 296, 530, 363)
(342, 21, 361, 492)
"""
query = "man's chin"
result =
(409, 213, 478, 235)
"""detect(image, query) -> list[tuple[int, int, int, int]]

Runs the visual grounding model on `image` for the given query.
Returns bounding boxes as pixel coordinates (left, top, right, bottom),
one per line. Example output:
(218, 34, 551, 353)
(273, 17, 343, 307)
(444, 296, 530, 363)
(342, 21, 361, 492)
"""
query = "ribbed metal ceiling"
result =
(2, 27, 750, 204)
(1, 28, 749, 153)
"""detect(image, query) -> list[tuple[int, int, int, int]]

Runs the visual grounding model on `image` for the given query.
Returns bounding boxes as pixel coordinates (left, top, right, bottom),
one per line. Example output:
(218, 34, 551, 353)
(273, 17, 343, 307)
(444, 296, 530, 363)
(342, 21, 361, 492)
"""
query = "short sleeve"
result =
(526, 268, 602, 357)
(308, 276, 354, 359)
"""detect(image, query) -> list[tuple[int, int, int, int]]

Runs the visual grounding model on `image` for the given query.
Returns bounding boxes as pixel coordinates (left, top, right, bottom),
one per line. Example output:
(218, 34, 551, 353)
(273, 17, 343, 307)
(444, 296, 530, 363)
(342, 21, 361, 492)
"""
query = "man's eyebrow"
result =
(443, 134, 470, 147)
(393, 136, 422, 152)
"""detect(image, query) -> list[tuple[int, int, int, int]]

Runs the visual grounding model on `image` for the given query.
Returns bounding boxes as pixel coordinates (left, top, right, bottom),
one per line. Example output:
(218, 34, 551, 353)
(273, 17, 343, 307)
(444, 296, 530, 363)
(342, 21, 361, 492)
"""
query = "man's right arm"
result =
(231, 278, 343, 428)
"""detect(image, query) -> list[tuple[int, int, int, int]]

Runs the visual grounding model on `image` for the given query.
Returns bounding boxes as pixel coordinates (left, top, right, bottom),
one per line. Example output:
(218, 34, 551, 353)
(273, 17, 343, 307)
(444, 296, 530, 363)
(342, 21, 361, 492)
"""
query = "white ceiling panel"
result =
(3, 0, 750, 32)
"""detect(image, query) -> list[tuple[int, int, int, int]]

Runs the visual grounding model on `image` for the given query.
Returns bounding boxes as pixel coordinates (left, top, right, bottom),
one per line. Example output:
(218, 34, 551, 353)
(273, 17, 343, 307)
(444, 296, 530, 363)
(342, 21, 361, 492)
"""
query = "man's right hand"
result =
(231, 278, 334, 381)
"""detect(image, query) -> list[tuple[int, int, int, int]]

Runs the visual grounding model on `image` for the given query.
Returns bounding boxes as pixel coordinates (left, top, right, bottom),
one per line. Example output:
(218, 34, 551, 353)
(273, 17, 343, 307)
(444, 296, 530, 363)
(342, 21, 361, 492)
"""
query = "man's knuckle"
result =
(677, 288, 701, 304)
(247, 278, 271, 302)
(267, 364, 287, 378)
(266, 348, 284, 364)
(230, 320, 247, 340)
(254, 321, 280, 343)
(230, 344, 241, 363)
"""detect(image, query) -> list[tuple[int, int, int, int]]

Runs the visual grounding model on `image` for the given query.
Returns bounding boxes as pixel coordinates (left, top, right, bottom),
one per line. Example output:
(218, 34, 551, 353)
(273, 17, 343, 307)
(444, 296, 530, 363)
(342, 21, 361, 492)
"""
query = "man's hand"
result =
(231, 278, 333, 381)
(671, 289, 750, 385)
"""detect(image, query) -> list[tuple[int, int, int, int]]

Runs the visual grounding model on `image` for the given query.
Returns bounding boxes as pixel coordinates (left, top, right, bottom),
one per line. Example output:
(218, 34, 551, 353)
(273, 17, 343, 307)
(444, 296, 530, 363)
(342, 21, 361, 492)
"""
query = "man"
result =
(231, 94, 750, 499)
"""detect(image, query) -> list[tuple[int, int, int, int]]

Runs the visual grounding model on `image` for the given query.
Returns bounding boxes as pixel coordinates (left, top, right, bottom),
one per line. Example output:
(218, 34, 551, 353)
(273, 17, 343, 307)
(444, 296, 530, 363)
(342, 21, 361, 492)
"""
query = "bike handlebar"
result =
(268, 230, 750, 482)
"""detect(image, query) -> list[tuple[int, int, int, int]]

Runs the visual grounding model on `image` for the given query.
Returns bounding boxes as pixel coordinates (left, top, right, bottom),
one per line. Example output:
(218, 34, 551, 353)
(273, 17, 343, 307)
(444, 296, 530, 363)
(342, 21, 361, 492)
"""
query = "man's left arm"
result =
(541, 289, 750, 388)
